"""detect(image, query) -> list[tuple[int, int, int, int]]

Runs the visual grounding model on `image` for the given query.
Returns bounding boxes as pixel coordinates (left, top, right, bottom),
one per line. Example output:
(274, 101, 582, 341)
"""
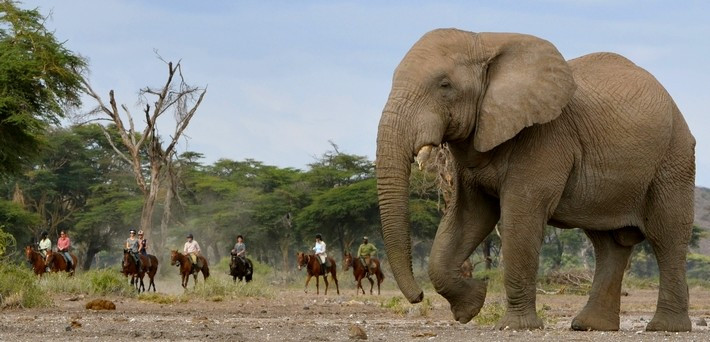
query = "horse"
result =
(170, 250, 210, 288)
(24, 245, 46, 277)
(122, 249, 159, 292)
(45, 249, 77, 276)
(296, 251, 339, 295)
(343, 252, 384, 295)
(229, 254, 253, 283)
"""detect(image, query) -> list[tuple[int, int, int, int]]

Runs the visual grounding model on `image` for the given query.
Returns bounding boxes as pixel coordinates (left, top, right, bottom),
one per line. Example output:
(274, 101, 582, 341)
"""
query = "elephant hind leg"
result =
(572, 229, 637, 331)
(642, 180, 693, 331)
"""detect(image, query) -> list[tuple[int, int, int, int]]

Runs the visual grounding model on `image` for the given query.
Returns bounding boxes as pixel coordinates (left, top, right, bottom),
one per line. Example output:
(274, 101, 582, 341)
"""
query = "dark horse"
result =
(230, 254, 253, 283)
(343, 252, 385, 295)
(24, 245, 46, 277)
(170, 250, 210, 288)
(122, 249, 159, 292)
(296, 252, 339, 295)
(45, 249, 77, 276)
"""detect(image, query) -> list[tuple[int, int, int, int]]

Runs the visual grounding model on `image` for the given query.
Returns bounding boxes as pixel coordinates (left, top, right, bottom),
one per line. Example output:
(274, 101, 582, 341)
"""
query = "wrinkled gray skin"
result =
(375, 28, 695, 332)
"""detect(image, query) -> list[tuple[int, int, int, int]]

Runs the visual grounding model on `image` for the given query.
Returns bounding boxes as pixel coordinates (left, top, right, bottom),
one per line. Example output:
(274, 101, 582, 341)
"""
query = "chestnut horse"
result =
(296, 252, 339, 295)
(24, 245, 46, 277)
(170, 250, 210, 288)
(122, 250, 159, 292)
(343, 252, 384, 295)
(45, 249, 77, 276)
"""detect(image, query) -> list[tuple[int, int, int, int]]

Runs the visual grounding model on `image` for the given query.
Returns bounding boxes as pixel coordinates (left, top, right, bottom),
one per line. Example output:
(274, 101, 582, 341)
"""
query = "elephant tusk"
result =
(415, 145, 435, 171)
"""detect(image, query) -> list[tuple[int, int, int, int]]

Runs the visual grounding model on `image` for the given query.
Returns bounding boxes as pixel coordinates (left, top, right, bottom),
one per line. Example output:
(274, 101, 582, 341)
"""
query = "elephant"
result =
(375, 28, 695, 332)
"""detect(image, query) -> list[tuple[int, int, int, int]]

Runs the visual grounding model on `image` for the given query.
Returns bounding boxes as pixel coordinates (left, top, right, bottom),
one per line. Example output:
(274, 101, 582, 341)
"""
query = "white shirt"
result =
(313, 241, 326, 255)
(184, 240, 201, 254)
(39, 238, 51, 251)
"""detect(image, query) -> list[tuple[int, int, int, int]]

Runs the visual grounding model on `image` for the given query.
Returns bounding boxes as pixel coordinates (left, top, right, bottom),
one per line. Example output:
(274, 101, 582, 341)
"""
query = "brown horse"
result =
(24, 245, 46, 277)
(296, 252, 339, 295)
(45, 249, 77, 276)
(170, 250, 210, 288)
(343, 252, 384, 295)
(122, 250, 159, 292)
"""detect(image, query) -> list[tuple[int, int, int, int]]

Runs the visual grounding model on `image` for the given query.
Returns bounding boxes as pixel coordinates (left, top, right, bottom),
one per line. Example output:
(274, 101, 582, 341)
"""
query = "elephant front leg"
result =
(428, 188, 499, 323)
(496, 214, 545, 330)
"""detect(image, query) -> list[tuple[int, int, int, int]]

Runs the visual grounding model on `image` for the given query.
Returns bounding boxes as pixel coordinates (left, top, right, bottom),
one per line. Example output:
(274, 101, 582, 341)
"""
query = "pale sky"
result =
(21, 1, 710, 187)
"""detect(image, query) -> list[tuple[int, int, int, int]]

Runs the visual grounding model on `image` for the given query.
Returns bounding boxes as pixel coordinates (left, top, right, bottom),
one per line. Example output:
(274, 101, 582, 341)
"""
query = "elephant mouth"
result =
(415, 144, 437, 170)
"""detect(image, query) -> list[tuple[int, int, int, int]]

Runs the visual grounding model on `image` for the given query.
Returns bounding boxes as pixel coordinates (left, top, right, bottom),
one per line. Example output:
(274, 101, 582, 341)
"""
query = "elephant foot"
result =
(448, 279, 487, 323)
(646, 311, 691, 332)
(571, 306, 620, 331)
(494, 311, 543, 330)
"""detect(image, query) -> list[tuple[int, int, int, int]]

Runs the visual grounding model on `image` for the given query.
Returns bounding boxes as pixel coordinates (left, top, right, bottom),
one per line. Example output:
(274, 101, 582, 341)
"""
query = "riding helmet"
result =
(187, 233, 194, 238)
(315, 234, 322, 240)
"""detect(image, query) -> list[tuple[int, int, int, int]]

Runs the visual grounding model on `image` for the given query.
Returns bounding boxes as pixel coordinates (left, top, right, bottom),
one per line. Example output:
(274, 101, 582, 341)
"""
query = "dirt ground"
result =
(2, 274, 710, 341)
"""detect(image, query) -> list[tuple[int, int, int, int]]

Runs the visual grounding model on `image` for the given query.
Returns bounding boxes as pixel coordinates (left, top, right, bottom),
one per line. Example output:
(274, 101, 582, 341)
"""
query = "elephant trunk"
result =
(376, 109, 424, 304)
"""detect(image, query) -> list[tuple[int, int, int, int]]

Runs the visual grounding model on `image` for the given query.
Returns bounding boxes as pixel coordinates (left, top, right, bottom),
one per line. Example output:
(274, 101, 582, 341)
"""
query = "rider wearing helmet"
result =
(312, 234, 328, 272)
(357, 236, 378, 273)
(183, 233, 202, 268)
(137, 230, 148, 256)
(125, 229, 143, 272)
(38, 231, 51, 258)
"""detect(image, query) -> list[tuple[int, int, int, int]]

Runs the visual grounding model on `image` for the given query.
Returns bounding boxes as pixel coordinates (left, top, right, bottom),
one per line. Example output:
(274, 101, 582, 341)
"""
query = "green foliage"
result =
(0, 263, 51, 308)
(138, 292, 188, 304)
(473, 300, 505, 325)
(0, 224, 17, 257)
(187, 276, 274, 300)
(40, 268, 136, 296)
(0, 1, 87, 175)
(380, 296, 406, 315)
(0, 200, 38, 251)
(686, 253, 710, 281)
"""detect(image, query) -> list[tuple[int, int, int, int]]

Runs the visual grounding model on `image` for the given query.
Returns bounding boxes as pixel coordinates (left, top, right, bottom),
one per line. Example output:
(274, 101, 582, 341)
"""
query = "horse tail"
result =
(201, 258, 210, 279)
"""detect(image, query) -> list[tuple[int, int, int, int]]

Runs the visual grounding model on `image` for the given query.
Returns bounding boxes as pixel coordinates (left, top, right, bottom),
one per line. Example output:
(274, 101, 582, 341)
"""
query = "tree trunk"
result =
(83, 247, 98, 270)
(483, 237, 492, 270)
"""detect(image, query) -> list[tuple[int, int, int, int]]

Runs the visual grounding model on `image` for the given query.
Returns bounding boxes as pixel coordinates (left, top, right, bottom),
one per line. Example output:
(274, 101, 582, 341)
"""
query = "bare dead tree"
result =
(80, 59, 206, 247)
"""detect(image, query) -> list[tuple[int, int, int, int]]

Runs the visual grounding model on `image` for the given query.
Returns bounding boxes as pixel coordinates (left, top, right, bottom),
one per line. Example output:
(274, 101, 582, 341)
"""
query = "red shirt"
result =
(57, 236, 71, 251)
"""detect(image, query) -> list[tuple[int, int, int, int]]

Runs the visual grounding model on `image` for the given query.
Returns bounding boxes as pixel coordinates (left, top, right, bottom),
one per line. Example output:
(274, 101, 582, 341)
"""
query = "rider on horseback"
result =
(125, 229, 143, 272)
(230, 235, 251, 276)
(56, 230, 73, 269)
(183, 233, 203, 270)
(313, 234, 329, 273)
(357, 236, 378, 274)
(38, 231, 51, 272)
(38, 231, 51, 258)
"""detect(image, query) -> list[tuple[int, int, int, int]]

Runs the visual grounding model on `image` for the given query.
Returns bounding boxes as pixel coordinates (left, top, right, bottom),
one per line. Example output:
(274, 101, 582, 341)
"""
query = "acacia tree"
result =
(0, 1, 86, 176)
(81, 59, 206, 246)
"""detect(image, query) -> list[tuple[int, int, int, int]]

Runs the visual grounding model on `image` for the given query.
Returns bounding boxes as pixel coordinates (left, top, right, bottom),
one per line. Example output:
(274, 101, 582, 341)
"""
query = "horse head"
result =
(25, 245, 33, 261)
(45, 249, 55, 266)
(170, 250, 180, 266)
(122, 249, 132, 269)
(296, 252, 307, 270)
(343, 252, 353, 271)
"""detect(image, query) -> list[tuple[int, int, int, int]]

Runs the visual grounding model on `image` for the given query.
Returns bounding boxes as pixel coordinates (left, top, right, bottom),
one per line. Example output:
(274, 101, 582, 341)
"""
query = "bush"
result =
(188, 275, 274, 301)
(40, 268, 136, 297)
(138, 292, 188, 304)
(0, 263, 51, 308)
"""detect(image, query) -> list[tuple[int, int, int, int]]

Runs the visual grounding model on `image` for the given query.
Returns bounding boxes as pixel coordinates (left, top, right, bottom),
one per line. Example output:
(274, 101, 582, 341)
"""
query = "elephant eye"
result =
(439, 80, 451, 88)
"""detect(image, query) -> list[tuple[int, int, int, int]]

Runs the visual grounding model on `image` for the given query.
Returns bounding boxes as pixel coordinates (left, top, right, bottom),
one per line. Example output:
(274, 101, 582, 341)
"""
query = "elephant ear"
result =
(473, 33, 576, 152)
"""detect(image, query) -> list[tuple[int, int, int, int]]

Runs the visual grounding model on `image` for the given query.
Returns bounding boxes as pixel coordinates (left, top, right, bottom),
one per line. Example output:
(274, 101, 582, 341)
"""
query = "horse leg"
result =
(323, 275, 329, 295)
(333, 271, 339, 295)
(368, 276, 374, 295)
(193, 273, 198, 288)
(377, 273, 382, 295)
(315, 275, 320, 295)
(304, 274, 312, 293)
(357, 276, 364, 295)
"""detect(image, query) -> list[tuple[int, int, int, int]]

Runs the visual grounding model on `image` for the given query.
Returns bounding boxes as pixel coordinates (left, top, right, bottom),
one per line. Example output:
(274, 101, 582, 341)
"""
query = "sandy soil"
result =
(2, 274, 710, 341)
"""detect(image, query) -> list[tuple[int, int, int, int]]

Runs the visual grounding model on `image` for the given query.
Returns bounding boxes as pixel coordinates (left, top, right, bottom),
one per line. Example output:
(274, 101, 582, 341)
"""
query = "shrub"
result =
(188, 275, 274, 300)
(0, 263, 51, 308)
(40, 268, 136, 297)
